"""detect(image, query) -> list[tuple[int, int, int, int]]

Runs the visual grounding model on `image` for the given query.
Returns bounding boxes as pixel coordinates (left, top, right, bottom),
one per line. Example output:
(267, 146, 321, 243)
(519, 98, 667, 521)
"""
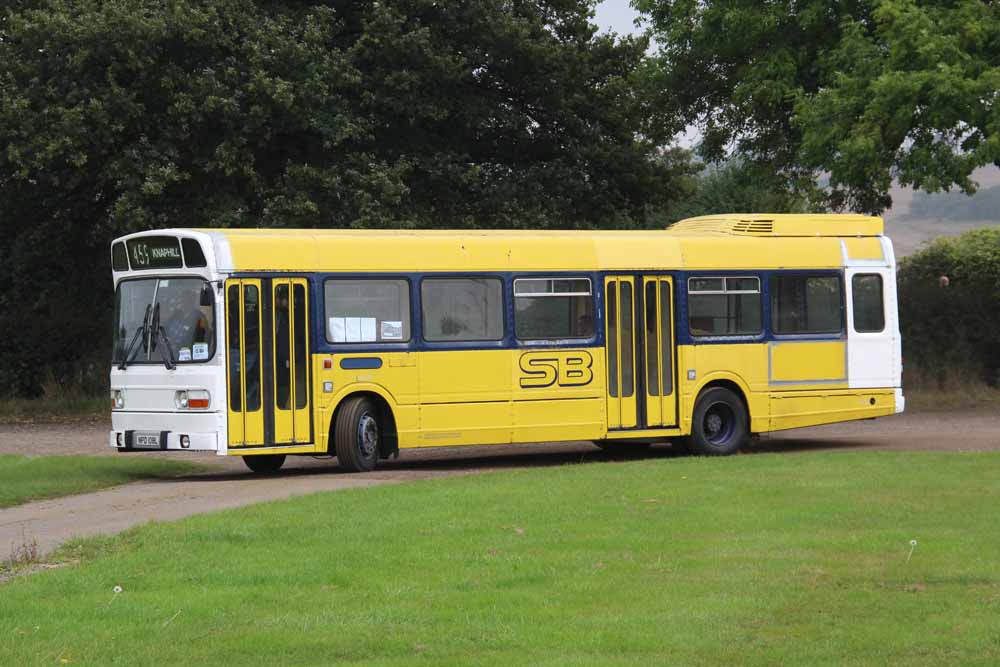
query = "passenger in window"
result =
(574, 313, 594, 337)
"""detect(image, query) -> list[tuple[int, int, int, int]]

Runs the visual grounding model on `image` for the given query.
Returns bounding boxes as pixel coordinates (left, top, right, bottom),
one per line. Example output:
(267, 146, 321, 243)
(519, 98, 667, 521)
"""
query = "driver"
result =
(164, 291, 207, 345)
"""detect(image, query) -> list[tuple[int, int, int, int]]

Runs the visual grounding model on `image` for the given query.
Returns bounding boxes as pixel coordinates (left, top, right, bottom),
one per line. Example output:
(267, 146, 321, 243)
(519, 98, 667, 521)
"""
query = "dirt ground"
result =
(1, 409, 998, 557)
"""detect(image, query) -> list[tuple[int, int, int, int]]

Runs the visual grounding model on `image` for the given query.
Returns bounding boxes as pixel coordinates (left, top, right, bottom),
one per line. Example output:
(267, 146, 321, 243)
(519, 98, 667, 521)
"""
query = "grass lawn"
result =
(906, 385, 1000, 411)
(1, 451, 998, 665)
(0, 395, 108, 425)
(0, 455, 204, 509)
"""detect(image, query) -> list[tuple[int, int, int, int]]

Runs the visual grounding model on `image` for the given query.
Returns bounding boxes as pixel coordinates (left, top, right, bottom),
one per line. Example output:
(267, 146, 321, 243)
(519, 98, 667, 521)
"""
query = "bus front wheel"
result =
(243, 454, 286, 474)
(686, 387, 748, 456)
(334, 396, 381, 473)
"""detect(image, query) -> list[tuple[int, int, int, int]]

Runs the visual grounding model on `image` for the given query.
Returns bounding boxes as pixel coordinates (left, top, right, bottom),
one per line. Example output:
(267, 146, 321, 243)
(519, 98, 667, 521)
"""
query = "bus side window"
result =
(324, 279, 411, 343)
(421, 278, 504, 342)
(852, 274, 885, 333)
(513, 277, 594, 340)
(772, 275, 842, 334)
(687, 276, 761, 336)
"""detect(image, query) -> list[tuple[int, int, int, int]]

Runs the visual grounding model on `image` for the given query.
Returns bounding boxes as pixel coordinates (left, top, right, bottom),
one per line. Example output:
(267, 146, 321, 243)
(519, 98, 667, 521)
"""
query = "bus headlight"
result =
(175, 390, 210, 410)
(111, 390, 124, 410)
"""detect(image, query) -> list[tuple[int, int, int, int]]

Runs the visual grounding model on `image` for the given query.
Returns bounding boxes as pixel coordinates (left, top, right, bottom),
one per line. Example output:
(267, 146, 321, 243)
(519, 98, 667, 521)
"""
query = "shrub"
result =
(897, 228, 1000, 388)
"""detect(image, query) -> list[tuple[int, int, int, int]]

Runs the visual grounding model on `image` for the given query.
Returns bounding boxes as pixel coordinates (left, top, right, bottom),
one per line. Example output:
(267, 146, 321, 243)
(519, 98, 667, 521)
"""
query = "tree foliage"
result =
(638, 0, 1000, 213)
(0, 0, 687, 396)
(652, 157, 812, 226)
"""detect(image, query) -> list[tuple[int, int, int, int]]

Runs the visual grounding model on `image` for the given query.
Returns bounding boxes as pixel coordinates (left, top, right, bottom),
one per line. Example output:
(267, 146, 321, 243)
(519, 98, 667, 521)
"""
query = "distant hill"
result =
(906, 185, 1000, 221)
(883, 165, 1000, 257)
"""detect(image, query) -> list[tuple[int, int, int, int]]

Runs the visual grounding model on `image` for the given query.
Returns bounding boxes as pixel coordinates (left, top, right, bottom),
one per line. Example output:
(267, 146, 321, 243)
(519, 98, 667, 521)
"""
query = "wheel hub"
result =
(358, 414, 379, 458)
(706, 412, 723, 436)
(703, 402, 735, 445)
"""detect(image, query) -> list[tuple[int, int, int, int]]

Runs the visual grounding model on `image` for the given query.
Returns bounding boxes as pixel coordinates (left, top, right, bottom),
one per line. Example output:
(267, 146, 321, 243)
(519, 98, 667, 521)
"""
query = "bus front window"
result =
(113, 278, 216, 365)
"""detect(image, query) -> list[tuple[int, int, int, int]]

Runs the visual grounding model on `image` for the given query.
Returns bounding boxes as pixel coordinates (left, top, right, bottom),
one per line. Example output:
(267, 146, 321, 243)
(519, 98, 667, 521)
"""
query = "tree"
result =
(638, 0, 1000, 213)
(0, 0, 686, 396)
(650, 156, 812, 226)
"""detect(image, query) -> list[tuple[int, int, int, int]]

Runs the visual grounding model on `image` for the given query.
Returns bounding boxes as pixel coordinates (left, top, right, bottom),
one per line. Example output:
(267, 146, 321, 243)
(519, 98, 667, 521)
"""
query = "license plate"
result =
(133, 432, 162, 449)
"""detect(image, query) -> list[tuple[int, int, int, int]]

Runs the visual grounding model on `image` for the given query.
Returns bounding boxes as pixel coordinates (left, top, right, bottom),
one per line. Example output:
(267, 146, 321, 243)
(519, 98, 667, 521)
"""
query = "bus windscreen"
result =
(113, 278, 216, 365)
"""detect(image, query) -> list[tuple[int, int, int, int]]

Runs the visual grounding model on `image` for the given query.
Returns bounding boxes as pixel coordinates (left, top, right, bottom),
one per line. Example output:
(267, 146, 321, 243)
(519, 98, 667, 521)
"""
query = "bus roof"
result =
(667, 213, 882, 237)
(114, 214, 889, 274)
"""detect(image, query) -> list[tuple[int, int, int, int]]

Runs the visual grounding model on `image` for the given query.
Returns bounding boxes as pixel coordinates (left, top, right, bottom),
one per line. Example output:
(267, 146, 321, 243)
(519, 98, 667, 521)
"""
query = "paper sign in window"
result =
(381, 321, 403, 340)
(361, 318, 377, 342)
(329, 317, 346, 343)
(345, 317, 362, 342)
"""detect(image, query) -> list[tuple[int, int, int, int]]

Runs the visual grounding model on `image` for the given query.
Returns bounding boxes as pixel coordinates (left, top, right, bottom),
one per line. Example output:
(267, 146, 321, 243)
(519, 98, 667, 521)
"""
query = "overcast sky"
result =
(593, 0, 643, 36)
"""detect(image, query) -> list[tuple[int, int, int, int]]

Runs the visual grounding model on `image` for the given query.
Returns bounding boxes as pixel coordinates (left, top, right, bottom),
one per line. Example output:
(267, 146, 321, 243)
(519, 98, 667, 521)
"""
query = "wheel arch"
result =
(328, 388, 399, 459)
(692, 373, 752, 427)
(686, 376, 752, 456)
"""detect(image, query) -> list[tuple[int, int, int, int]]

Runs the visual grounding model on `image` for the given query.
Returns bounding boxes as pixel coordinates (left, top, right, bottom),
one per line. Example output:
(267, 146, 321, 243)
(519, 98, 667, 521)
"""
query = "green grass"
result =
(904, 366, 1000, 411)
(0, 455, 204, 509)
(2, 452, 998, 665)
(906, 385, 1000, 411)
(0, 395, 107, 424)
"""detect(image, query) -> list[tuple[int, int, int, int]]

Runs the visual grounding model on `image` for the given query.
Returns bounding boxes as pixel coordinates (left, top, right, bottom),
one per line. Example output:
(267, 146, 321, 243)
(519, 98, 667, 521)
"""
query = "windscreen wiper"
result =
(150, 303, 177, 370)
(117, 304, 152, 370)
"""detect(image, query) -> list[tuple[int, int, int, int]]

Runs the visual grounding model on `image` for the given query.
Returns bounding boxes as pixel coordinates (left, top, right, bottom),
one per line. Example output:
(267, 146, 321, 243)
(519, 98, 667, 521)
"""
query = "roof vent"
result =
(732, 219, 774, 235)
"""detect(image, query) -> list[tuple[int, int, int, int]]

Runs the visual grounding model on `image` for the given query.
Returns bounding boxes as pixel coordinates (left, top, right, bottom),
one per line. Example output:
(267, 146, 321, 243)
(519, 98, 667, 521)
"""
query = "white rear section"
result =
(844, 237, 903, 403)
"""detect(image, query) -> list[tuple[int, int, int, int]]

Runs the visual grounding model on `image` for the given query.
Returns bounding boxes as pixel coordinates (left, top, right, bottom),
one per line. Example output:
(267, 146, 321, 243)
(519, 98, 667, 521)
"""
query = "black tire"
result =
(686, 387, 748, 456)
(592, 440, 652, 453)
(243, 454, 286, 474)
(334, 396, 381, 472)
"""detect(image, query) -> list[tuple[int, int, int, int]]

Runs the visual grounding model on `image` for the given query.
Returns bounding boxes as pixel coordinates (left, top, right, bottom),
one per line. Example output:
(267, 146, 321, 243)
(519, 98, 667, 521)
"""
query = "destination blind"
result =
(126, 236, 184, 270)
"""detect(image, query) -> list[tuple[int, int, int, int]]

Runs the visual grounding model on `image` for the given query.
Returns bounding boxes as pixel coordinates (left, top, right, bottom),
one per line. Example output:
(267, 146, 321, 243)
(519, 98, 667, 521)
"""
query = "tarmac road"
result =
(1, 409, 997, 557)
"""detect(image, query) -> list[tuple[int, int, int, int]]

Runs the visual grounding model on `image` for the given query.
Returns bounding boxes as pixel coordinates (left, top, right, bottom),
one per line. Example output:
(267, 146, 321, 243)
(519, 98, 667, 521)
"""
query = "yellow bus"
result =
(109, 214, 903, 472)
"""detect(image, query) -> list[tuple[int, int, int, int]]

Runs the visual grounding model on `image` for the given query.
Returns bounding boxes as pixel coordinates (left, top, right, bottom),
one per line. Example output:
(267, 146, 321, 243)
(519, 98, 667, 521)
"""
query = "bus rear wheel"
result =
(243, 454, 286, 474)
(685, 387, 748, 456)
(334, 396, 381, 473)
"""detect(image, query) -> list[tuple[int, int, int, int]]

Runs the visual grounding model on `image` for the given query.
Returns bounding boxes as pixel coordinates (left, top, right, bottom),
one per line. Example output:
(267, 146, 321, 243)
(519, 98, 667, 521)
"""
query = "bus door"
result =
(604, 275, 677, 430)
(226, 279, 265, 447)
(605, 276, 637, 428)
(271, 278, 311, 444)
(641, 276, 677, 427)
(227, 278, 311, 447)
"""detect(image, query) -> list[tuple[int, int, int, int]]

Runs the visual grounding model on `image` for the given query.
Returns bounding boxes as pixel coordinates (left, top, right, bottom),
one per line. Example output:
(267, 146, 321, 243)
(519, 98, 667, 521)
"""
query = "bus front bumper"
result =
(110, 411, 225, 453)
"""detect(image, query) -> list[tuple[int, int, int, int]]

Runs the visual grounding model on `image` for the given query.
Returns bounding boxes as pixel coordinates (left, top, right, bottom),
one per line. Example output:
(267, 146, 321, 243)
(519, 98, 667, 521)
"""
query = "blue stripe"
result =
(304, 270, 606, 354)
(228, 268, 848, 354)
(673, 269, 846, 346)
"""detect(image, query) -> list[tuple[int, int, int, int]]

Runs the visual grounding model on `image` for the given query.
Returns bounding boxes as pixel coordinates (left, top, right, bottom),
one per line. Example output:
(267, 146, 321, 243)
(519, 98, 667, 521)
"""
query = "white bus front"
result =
(109, 232, 228, 454)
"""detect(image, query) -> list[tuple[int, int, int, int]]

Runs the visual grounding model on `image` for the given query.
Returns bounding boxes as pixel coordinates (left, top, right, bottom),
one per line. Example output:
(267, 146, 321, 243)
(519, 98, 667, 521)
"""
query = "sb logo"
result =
(519, 351, 594, 388)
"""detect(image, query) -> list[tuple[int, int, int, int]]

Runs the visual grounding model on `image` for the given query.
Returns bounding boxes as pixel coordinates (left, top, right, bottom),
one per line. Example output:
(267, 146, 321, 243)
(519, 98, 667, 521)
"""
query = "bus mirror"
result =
(200, 286, 213, 307)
